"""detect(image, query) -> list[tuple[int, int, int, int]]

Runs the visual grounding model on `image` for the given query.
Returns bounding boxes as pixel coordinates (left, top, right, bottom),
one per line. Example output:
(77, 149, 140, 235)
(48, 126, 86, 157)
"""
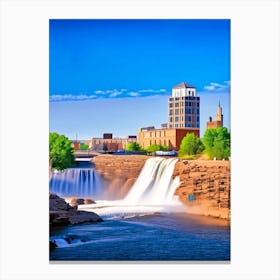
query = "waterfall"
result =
(79, 157, 184, 219)
(123, 157, 180, 205)
(49, 168, 102, 198)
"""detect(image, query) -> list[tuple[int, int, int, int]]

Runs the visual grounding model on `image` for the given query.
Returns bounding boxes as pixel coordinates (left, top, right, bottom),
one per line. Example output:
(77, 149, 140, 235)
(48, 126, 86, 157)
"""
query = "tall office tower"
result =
(168, 82, 200, 129)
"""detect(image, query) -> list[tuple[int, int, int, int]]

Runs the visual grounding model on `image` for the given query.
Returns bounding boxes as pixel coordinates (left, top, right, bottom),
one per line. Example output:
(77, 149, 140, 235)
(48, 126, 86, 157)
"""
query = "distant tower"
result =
(206, 101, 224, 129)
(215, 100, 223, 127)
(168, 82, 200, 129)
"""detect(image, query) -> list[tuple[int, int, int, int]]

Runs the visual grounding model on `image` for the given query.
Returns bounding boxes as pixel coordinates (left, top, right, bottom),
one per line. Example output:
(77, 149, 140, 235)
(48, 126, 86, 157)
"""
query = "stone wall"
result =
(93, 155, 230, 219)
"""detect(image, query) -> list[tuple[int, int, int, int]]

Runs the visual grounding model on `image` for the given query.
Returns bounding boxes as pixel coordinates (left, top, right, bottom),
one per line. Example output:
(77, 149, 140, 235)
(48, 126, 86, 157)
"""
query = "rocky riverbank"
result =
(93, 155, 231, 220)
(49, 193, 103, 227)
(174, 160, 230, 219)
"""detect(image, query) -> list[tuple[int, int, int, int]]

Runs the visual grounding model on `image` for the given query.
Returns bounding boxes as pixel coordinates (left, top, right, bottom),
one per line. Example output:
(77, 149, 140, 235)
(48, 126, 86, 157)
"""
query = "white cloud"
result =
(128, 91, 140, 97)
(50, 87, 169, 102)
(49, 94, 97, 102)
(109, 91, 122, 97)
(203, 81, 230, 93)
(138, 88, 167, 94)
(94, 90, 106, 95)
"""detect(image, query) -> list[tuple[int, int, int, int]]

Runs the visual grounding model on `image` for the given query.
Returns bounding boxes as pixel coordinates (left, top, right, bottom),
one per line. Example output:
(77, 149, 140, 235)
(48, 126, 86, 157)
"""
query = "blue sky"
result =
(49, 19, 230, 139)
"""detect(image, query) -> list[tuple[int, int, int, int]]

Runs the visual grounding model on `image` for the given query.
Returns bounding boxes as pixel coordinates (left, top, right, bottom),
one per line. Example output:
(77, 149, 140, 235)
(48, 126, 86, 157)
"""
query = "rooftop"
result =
(172, 82, 196, 89)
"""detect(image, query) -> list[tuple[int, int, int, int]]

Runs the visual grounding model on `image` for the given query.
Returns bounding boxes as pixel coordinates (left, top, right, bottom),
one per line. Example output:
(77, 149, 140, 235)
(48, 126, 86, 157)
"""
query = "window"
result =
(188, 116, 191, 122)
(175, 124, 178, 128)
(169, 103, 173, 108)
(175, 109, 179, 115)
(169, 117, 173, 122)
(175, 102, 179, 107)
(169, 110, 173, 115)
(197, 116, 200, 122)
(197, 109, 199, 114)
(175, 117, 179, 122)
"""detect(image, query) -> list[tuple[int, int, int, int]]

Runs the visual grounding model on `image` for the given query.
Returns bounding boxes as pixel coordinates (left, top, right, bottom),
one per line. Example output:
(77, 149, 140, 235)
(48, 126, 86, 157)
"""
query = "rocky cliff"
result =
(93, 155, 230, 219)
(174, 160, 230, 219)
(93, 155, 149, 199)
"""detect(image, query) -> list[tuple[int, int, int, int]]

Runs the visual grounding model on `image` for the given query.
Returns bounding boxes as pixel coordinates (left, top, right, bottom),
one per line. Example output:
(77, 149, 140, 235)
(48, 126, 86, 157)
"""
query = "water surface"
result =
(50, 213, 230, 261)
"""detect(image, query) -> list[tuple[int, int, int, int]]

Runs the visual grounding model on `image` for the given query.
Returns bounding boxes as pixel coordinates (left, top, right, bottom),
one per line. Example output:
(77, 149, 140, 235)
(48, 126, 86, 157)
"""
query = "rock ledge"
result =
(49, 193, 103, 226)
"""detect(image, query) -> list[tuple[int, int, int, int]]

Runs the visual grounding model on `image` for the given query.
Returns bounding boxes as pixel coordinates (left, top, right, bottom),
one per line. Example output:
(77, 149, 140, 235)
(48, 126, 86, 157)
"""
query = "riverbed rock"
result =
(69, 198, 96, 206)
(69, 211, 103, 224)
(49, 193, 103, 227)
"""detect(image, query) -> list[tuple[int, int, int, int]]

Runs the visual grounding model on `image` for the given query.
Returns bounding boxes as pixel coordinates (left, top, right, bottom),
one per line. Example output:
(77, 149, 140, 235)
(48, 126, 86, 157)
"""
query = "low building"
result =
(137, 127, 200, 151)
(91, 134, 137, 152)
(71, 140, 92, 150)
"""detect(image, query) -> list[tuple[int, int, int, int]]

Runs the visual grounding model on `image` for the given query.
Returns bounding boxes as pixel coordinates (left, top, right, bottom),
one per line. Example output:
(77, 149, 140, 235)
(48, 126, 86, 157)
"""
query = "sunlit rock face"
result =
(93, 155, 149, 199)
(174, 160, 230, 219)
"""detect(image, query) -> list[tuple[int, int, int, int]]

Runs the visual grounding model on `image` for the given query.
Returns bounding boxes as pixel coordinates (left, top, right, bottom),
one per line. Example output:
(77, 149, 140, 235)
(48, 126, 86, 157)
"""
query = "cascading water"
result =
(49, 168, 102, 198)
(123, 157, 180, 205)
(79, 157, 184, 219)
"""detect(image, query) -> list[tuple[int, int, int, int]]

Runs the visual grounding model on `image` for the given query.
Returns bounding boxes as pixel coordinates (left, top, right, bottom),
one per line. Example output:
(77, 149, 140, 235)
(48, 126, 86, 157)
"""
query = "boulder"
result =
(49, 193, 103, 227)
(84, 199, 96, 204)
(69, 211, 103, 224)
(69, 198, 96, 206)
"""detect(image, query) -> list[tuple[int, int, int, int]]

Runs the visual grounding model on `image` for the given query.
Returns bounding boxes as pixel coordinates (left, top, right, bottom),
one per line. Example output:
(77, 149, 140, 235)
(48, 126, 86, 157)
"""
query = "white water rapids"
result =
(79, 157, 185, 219)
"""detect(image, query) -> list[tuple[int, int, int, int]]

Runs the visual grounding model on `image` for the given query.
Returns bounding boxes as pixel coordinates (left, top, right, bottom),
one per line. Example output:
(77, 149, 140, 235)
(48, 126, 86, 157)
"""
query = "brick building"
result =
(137, 127, 200, 151)
(91, 134, 137, 152)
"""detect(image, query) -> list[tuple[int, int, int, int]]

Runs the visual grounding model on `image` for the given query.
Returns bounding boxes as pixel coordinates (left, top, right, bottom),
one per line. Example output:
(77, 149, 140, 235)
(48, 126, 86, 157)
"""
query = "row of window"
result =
(170, 116, 200, 122)
(169, 109, 200, 115)
(147, 131, 166, 138)
(169, 123, 200, 128)
(148, 139, 167, 146)
(169, 102, 200, 108)
(169, 96, 199, 101)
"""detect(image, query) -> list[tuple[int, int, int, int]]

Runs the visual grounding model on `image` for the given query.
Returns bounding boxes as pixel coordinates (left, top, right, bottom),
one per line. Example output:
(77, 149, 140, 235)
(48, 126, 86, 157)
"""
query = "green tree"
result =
(203, 127, 230, 160)
(146, 144, 169, 153)
(80, 143, 89, 150)
(49, 132, 74, 170)
(125, 142, 143, 152)
(179, 133, 204, 156)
